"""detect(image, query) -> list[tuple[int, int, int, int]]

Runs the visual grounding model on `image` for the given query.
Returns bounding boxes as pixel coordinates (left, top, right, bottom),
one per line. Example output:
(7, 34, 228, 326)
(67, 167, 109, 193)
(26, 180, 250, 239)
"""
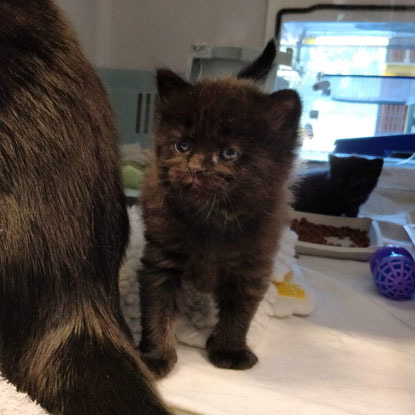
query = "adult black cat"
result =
(293, 154, 383, 217)
(0, 1, 169, 414)
(139, 40, 301, 378)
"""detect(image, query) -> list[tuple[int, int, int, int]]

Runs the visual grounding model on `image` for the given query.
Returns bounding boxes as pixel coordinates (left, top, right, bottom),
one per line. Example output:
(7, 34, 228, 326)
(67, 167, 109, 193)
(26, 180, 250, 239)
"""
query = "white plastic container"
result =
(292, 211, 383, 261)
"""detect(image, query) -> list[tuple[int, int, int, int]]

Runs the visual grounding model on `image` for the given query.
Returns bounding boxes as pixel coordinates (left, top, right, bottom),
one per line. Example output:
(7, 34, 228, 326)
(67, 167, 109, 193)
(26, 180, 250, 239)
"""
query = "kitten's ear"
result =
(237, 39, 276, 82)
(329, 155, 346, 173)
(371, 157, 384, 174)
(267, 89, 301, 126)
(329, 154, 339, 165)
(156, 69, 191, 101)
(264, 89, 301, 153)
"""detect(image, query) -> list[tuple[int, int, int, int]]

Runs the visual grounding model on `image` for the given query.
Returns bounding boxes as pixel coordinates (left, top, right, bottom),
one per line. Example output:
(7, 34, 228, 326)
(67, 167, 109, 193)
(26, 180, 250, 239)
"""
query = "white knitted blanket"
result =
(122, 206, 314, 349)
(0, 206, 314, 414)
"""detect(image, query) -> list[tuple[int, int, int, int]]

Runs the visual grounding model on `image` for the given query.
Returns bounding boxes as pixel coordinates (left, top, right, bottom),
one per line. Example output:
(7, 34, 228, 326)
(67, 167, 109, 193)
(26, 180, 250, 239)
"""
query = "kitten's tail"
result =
(237, 39, 276, 82)
(12, 295, 170, 415)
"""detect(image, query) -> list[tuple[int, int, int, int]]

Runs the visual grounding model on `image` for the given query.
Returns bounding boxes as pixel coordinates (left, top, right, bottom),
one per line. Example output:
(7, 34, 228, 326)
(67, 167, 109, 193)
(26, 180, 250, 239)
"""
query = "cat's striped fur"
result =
(0, 1, 169, 413)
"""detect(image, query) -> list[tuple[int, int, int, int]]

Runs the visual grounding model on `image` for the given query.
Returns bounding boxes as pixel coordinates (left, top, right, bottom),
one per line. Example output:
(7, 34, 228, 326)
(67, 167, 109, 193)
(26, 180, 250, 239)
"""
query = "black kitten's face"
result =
(156, 98, 266, 214)
(330, 155, 383, 202)
(163, 132, 243, 196)
(157, 87, 258, 198)
(154, 76, 301, 215)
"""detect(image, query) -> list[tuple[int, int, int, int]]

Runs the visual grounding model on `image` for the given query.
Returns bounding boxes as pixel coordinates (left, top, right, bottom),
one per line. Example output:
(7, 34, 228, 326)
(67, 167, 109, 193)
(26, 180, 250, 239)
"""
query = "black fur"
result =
(138, 42, 301, 378)
(0, 1, 169, 414)
(293, 155, 383, 217)
(237, 39, 276, 82)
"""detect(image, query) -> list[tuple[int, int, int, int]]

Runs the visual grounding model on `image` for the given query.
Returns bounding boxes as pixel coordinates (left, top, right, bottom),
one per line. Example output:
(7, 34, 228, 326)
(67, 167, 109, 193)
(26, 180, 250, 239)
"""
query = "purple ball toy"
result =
(370, 246, 413, 274)
(370, 246, 415, 300)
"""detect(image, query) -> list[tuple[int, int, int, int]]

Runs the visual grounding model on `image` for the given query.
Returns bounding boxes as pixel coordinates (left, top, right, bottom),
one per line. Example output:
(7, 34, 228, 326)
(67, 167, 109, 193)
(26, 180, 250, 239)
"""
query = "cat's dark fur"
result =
(138, 41, 301, 378)
(0, 1, 169, 414)
(293, 155, 383, 217)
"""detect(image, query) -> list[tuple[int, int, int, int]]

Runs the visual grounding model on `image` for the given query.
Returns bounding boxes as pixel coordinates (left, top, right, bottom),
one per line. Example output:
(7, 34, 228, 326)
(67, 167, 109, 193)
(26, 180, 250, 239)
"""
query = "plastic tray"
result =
(292, 211, 383, 261)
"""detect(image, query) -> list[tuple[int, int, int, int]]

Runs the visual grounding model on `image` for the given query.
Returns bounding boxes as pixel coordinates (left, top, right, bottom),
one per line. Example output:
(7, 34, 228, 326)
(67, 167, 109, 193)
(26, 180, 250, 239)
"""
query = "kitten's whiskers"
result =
(205, 194, 218, 223)
(221, 193, 243, 235)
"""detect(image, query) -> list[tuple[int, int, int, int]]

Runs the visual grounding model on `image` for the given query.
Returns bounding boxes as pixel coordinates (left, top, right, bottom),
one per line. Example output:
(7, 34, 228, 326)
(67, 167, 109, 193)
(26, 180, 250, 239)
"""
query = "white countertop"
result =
(159, 253, 414, 415)
(160, 188, 415, 415)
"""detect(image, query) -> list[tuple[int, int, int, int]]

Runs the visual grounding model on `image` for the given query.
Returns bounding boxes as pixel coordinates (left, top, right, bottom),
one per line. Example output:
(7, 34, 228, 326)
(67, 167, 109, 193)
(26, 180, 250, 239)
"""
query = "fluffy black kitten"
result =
(0, 1, 168, 414)
(293, 155, 383, 217)
(138, 40, 301, 378)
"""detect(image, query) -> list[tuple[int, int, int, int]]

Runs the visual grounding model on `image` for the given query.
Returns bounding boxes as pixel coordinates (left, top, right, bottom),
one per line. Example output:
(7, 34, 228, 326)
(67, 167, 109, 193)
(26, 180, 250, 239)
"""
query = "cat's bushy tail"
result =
(1, 291, 170, 415)
(0, 0, 171, 413)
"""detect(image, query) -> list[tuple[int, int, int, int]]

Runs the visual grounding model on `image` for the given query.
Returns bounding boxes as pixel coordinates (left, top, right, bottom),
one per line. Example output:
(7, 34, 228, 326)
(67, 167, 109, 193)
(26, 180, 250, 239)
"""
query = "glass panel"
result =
(275, 6, 415, 154)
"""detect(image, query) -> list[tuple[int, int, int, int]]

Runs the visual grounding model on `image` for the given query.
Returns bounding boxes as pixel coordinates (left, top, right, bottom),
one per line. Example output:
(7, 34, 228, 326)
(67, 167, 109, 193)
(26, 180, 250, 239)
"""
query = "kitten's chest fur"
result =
(182, 245, 219, 292)
(143, 189, 276, 294)
(183, 233, 267, 293)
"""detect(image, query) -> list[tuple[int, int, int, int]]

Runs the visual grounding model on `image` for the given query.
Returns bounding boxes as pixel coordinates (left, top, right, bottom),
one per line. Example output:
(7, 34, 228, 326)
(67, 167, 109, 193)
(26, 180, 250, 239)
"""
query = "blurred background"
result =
(56, 0, 415, 192)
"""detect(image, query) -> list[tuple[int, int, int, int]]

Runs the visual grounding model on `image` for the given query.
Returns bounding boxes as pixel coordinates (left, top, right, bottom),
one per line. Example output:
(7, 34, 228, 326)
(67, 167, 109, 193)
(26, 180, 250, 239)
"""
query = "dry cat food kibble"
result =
(291, 218, 370, 247)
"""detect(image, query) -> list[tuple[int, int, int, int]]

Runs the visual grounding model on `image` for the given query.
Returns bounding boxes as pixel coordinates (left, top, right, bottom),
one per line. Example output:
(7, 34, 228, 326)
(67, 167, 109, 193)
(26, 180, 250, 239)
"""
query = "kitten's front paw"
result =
(140, 351, 177, 379)
(206, 336, 258, 370)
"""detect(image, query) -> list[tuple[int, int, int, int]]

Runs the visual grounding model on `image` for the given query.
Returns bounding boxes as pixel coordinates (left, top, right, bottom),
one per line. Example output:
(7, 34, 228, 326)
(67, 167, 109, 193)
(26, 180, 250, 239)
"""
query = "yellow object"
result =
(383, 64, 415, 77)
(272, 272, 306, 300)
(303, 37, 316, 45)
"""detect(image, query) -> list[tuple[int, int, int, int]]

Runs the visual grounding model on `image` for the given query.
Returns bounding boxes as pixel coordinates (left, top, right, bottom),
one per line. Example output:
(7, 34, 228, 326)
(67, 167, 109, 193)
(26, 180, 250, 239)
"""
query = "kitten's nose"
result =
(190, 168, 204, 177)
(188, 153, 205, 175)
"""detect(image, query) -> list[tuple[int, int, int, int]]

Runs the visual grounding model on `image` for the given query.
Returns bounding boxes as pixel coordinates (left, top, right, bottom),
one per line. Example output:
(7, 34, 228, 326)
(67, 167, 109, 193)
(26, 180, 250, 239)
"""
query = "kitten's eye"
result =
(175, 140, 190, 153)
(220, 148, 239, 161)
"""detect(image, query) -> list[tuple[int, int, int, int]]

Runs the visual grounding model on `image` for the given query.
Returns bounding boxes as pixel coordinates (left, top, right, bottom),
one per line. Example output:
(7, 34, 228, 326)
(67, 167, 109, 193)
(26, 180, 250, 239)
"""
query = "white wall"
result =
(56, 0, 414, 72)
(107, 0, 268, 72)
(56, 0, 268, 72)
(55, 0, 98, 62)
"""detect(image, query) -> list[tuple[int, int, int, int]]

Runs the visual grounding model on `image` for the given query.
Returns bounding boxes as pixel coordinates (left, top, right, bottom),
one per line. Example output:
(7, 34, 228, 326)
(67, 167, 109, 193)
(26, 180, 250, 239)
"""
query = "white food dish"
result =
(292, 210, 383, 261)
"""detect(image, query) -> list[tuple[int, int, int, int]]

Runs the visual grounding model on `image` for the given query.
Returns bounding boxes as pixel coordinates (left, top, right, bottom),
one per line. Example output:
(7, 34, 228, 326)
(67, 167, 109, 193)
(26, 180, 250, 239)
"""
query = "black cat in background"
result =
(293, 155, 384, 217)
